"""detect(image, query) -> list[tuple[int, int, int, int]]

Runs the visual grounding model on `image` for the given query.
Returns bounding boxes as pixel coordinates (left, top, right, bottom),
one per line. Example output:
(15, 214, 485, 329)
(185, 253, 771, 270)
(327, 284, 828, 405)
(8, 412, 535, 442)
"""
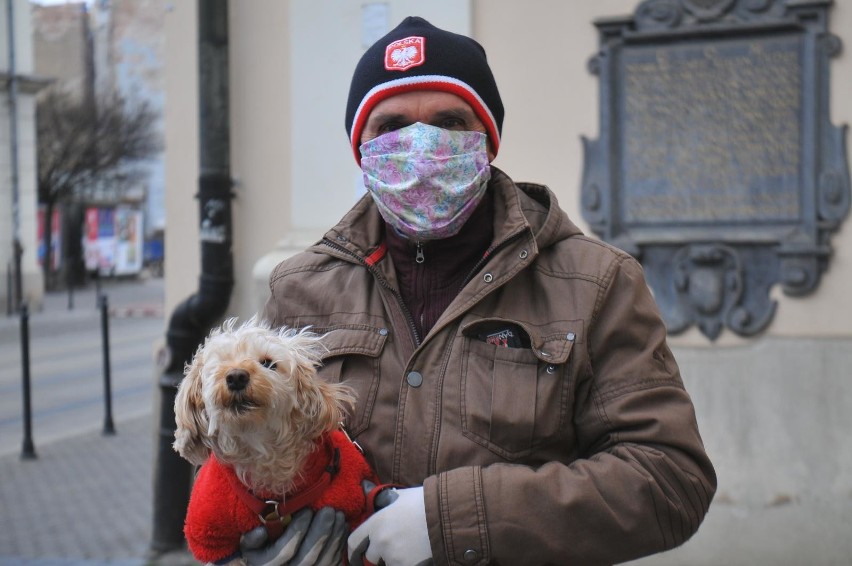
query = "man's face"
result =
(360, 91, 495, 160)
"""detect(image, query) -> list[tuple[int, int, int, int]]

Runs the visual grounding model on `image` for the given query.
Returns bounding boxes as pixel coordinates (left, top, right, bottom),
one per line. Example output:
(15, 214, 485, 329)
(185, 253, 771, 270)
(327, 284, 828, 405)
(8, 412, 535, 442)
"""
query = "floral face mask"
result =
(359, 122, 491, 241)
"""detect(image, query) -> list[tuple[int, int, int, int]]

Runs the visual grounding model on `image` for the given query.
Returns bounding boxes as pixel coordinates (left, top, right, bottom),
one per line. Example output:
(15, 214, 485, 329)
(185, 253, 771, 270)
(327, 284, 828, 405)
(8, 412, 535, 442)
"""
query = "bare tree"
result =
(36, 88, 161, 287)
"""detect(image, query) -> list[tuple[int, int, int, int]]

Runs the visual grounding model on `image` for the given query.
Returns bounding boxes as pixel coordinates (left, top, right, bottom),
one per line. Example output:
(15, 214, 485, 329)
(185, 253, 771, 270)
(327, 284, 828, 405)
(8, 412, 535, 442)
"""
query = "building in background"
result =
(162, 2, 852, 564)
(89, 0, 165, 237)
(1, 0, 48, 311)
(29, 1, 81, 286)
(29, 0, 165, 283)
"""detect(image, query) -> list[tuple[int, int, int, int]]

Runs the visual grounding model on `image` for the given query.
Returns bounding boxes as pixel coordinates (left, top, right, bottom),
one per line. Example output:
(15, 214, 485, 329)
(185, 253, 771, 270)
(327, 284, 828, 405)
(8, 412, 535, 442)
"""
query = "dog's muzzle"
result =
(226, 368, 250, 392)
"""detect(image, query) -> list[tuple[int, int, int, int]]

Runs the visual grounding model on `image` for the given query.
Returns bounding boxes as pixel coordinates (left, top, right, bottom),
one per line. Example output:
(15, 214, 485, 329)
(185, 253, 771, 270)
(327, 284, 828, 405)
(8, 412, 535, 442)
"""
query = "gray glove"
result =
(361, 479, 399, 511)
(240, 507, 347, 566)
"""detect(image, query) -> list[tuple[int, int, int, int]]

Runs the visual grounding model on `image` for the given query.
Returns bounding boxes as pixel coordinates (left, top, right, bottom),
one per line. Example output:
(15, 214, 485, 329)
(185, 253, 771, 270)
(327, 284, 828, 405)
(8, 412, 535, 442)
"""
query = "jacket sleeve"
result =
(423, 255, 716, 566)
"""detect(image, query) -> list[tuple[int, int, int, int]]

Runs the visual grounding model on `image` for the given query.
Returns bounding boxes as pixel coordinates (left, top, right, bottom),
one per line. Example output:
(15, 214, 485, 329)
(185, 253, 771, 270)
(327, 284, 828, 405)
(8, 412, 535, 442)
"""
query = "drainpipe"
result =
(150, 0, 233, 553)
(6, 0, 23, 312)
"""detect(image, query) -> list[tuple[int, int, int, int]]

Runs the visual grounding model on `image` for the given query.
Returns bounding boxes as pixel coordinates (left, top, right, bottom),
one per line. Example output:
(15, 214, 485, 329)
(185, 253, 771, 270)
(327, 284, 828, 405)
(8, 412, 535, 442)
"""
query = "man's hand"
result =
(361, 479, 399, 512)
(241, 507, 347, 566)
(348, 486, 433, 566)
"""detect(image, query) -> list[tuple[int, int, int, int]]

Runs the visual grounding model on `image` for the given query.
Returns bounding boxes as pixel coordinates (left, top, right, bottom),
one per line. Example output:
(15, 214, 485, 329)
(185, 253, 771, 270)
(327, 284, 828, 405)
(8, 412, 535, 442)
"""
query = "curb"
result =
(0, 305, 164, 344)
(110, 306, 165, 319)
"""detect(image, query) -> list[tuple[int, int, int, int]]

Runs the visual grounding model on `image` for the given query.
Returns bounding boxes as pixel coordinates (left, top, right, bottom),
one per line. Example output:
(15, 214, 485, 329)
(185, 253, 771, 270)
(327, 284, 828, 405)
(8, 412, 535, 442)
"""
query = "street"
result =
(0, 276, 203, 565)
(0, 278, 165, 458)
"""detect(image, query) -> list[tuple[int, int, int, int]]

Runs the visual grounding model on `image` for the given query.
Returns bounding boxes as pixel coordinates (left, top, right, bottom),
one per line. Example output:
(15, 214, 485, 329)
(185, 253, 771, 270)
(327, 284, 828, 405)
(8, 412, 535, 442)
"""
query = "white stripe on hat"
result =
(350, 74, 501, 160)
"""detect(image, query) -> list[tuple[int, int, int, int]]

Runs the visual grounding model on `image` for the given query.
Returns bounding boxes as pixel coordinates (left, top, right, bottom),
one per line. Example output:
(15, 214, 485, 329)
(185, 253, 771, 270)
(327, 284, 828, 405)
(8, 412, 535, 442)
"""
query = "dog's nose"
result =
(226, 369, 250, 391)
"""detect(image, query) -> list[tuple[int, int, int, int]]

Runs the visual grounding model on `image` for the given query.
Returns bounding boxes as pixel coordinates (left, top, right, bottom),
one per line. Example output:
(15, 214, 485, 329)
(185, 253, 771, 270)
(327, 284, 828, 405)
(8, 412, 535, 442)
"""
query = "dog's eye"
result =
(260, 358, 277, 370)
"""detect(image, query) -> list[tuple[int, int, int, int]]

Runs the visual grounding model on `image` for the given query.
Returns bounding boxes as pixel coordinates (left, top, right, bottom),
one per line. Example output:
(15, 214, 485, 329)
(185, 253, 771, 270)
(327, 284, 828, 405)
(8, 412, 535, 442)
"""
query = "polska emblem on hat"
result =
(384, 36, 425, 71)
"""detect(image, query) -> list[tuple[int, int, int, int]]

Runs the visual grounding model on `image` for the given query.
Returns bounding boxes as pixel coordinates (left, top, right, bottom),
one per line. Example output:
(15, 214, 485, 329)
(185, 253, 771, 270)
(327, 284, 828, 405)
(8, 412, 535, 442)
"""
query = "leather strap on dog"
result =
(226, 441, 341, 541)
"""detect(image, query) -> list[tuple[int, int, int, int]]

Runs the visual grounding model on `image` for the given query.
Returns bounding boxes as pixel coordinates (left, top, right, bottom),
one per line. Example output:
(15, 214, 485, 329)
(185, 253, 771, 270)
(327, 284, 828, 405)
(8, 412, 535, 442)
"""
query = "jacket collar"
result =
(314, 166, 584, 263)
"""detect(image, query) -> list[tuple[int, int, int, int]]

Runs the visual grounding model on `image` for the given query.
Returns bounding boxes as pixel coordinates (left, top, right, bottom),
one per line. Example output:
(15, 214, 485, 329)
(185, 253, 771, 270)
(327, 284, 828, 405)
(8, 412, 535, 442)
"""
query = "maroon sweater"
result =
(385, 191, 494, 341)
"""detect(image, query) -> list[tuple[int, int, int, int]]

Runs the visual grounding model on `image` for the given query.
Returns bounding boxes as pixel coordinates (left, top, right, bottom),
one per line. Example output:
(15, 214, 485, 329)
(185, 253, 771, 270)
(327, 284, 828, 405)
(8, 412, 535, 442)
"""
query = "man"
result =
(243, 16, 716, 566)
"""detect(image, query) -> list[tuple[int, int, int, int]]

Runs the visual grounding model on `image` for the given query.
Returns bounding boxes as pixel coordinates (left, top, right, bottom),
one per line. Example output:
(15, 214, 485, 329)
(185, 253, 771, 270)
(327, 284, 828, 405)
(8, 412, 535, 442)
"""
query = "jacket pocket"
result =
(459, 318, 577, 460)
(315, 324, 388, 436)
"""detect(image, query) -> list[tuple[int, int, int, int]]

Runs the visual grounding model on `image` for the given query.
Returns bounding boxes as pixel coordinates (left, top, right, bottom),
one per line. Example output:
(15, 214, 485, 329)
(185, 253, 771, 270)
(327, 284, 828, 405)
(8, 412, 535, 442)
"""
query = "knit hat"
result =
(346, 16, 504, 164)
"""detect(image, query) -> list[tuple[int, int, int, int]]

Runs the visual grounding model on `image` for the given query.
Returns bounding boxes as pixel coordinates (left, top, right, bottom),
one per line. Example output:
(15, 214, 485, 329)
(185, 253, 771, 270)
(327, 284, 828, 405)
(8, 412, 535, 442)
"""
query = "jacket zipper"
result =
(321, 230, 527, 346)
(415, 242, 425, 264)
(321, 238, 423, 346)
(424, 230, 529, 477)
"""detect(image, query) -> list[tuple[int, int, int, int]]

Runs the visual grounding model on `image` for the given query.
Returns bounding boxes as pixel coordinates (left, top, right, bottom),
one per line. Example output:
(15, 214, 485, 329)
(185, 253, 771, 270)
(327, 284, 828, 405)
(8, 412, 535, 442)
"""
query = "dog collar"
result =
(225, 434, 341, 541)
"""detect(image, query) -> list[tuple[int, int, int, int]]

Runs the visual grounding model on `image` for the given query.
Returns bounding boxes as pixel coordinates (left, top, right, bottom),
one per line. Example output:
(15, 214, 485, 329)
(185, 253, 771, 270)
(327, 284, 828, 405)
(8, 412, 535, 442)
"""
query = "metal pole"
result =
(151, 0, 234, 553)
(13, 241, 22, 312)
(6, 262, 11, 316)
(19, 302, 36, 459)
(6, 0, 24, 313)
(99, 293, 115, 435)
(93, 271, 101, 306)
(67, 267, 74, 310)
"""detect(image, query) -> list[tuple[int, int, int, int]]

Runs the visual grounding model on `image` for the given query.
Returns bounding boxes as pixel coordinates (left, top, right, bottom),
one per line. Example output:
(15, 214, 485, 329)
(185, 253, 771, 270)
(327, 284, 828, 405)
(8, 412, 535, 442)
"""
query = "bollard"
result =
(20, 302, 37, 459)
(151, 366, 194, 552)
(6, 262, 11, 316)
(99, 294, 116, 435)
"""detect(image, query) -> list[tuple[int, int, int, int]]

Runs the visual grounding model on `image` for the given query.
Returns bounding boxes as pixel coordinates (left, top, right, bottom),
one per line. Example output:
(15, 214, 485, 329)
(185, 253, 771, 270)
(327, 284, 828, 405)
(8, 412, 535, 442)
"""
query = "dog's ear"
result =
(293, 362, 356, 440)
(173, 347, 210, 465)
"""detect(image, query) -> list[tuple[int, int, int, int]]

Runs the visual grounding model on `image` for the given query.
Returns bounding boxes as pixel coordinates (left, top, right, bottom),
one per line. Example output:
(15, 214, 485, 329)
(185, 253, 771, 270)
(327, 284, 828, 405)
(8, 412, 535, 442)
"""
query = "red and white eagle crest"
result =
(384, 36, 426, 71)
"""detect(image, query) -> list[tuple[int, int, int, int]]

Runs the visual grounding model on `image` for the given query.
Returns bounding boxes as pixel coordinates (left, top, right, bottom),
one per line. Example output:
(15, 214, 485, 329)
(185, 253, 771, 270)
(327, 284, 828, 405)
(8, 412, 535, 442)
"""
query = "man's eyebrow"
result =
(367, 111, 409, 124)
(431, 108, 476, 121)
(367, 108, 476, 125)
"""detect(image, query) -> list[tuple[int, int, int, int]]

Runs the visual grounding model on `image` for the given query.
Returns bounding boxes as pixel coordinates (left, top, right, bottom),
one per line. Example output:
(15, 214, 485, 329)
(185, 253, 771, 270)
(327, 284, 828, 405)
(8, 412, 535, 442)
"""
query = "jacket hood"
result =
(487, 167, 583, 252)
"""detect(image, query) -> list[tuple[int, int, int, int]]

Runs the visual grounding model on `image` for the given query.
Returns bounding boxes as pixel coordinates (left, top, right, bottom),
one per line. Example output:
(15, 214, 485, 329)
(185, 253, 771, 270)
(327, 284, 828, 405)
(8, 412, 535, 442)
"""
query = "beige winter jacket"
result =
(262, 167, 716, 565)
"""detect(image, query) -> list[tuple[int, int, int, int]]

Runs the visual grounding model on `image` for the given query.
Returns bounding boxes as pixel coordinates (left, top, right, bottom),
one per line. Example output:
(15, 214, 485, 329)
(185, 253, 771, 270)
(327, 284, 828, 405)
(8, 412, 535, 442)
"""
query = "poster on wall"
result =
(115, 207, 143, 275)
(37, 208, 62, 270)
(83, 206, 144, 276)
(98, 208, 117, 274)
(84, 207, 100, 271)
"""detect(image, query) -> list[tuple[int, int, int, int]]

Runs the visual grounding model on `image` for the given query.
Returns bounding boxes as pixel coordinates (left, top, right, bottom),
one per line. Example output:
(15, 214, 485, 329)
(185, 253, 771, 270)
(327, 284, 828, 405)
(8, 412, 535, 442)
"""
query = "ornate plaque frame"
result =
(582, 0, 850, 340)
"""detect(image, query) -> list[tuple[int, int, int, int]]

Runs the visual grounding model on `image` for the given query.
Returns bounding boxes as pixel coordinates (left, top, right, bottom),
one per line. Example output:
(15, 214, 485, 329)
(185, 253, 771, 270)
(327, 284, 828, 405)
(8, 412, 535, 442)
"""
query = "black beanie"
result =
(345, 16, 504, 164)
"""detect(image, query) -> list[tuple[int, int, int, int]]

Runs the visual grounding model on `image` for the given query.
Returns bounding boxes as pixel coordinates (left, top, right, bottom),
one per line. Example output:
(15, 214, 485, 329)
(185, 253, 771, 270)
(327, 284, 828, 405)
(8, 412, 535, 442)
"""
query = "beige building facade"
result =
(163, 2, 852, 563)
(31, 2, 87, 93)
(1, 0, 46, 311)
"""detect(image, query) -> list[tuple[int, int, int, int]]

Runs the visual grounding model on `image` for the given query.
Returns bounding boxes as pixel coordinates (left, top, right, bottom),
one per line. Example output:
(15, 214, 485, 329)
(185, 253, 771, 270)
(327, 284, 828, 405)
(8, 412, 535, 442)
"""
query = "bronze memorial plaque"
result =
(582, 0, 849, 339)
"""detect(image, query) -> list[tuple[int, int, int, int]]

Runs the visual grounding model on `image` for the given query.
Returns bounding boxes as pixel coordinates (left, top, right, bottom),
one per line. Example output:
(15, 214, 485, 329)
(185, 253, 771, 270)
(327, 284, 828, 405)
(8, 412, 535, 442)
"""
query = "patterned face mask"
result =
(360, 122, 491, 241)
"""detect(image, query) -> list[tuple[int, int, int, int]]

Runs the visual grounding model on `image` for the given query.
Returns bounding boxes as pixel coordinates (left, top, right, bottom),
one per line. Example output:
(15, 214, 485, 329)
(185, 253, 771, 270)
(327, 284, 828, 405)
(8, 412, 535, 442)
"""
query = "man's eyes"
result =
(435, 117, 465, 130)
(377, 122, 405, 134)
(377, 118, 466, 134)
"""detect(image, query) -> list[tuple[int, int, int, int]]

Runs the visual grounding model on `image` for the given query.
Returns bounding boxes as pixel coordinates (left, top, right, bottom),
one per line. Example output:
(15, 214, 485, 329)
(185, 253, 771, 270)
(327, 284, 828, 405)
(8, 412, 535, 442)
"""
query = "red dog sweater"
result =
(184, 430, 378, 563)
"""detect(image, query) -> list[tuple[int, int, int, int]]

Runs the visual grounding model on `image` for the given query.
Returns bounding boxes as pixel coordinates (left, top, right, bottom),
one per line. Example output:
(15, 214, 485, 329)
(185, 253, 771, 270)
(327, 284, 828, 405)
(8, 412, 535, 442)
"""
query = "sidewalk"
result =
(0, 275, 196, 566)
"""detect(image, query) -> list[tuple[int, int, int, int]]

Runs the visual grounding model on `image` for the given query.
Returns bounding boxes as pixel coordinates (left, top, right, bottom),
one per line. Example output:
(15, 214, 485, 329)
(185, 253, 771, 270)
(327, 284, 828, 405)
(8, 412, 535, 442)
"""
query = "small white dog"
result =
(173, 317, 376, 564)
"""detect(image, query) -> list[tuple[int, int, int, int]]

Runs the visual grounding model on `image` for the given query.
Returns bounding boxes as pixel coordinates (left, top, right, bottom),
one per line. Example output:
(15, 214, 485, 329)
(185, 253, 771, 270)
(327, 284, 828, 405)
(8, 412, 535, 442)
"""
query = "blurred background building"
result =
(0, 0, 165, 312)
(33, 0, 165, 286)
(1, 0, 47, 311)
